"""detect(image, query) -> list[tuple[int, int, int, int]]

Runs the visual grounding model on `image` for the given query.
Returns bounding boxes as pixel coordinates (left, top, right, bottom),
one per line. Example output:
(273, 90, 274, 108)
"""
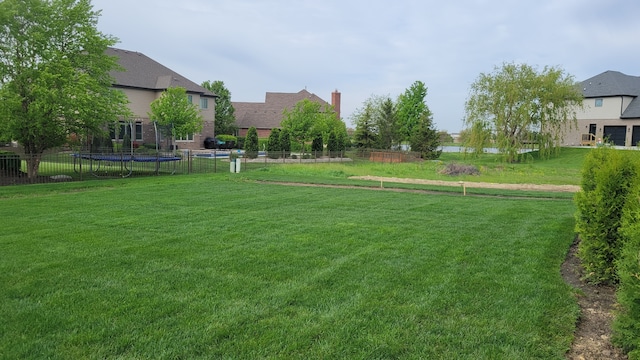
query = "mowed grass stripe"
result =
(0, 176, 577, 359)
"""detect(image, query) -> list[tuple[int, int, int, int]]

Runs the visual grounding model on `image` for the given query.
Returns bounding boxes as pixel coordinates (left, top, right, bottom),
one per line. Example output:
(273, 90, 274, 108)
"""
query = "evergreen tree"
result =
(201, 80, 237, 135)
(327, 131, 339, 157)
(352, 103, 378, 148)
(311, 131, 323, 156)
(244, 126, 259, 158)
(267, 128, 281, 158)
(279, 128, 291, 158)
(410, 114, 441, 159)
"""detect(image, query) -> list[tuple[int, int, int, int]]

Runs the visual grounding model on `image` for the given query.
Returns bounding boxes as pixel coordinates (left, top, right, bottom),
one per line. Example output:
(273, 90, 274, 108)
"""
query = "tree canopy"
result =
(148, 86, 203, 150)
(0, 0, 130, 178)
(396, 81, 431, 143)
(280, 99, 338, 154)
(352, 83, 438, 157)
(201, 80, 237, 135)
(464, 63, 583, 162)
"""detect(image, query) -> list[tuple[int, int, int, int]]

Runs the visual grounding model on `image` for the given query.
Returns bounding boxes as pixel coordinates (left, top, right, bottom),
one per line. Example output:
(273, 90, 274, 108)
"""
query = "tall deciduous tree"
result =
(201, 80, 237, 135)
(0, 0, 130, 178)
(464, 63, 583, 162)
(396, 81, 431, 143)
(148, 86, 203, 151)
(281, 99, 334, 155)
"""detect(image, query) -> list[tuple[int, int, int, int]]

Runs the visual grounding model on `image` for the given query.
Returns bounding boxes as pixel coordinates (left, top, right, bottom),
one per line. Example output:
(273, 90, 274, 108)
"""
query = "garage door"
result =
(632, 126, 640, 147)
(604, 126, 627, 146)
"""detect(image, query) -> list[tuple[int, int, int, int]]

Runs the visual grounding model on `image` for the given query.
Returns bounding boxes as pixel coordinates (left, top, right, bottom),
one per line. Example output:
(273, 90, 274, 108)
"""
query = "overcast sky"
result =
(91, 0, 640, 132)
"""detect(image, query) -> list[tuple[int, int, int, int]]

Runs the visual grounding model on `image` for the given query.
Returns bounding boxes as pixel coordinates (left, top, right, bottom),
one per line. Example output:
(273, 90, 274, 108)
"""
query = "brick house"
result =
(107, 47, 217, 151)
(564, 70, 640, 147)
(233, 89, 341, 138)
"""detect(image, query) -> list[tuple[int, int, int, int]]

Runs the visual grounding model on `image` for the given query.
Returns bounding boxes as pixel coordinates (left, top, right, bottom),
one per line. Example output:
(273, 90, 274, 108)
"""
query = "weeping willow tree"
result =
(464, 63, 583, 162)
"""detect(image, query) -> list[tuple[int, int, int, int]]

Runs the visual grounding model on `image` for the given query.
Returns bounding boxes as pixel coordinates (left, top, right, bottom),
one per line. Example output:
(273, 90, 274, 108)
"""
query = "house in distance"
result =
(566, 70, 640, 147)
(107, 47, 217, 151)
(233, 89, 341, 138)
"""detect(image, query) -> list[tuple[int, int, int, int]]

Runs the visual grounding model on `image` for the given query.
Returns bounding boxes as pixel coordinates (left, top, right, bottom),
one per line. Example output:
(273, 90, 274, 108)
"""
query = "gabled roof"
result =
(581, 71, 640, 119)
(233, 89, 331, 129)
(106, 47, 216, 97)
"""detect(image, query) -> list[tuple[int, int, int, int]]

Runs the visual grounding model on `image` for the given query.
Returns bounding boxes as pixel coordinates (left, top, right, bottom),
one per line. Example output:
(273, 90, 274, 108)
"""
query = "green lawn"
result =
(241, 147, 592, 187)
(1, 175, 578, 359)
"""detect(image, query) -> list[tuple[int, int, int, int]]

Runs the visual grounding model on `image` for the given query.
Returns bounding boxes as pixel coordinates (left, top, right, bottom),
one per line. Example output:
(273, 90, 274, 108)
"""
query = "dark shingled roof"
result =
(234, 89, 330, 130)
(106, 47, 216, 97)
(581, 70, 640, 118)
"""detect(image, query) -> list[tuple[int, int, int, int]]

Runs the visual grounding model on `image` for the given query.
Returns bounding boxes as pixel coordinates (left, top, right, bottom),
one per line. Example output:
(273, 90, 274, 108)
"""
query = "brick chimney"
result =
(331, 89, 341, 120)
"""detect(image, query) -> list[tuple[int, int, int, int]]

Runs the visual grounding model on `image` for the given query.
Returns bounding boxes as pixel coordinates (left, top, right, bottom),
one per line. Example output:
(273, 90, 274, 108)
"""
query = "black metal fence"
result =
(0, 149, 351, 186)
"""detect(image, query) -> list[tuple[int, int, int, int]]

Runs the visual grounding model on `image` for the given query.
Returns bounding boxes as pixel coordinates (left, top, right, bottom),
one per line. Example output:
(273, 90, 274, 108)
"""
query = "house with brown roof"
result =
(234, 89, 341, 137)
(565, 70, 640, 147)
(107, 47, 216, 151)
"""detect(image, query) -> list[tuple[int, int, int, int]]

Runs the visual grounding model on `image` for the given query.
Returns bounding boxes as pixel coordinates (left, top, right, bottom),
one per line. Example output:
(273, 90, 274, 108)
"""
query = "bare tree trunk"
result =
(25, 154, 42, 180)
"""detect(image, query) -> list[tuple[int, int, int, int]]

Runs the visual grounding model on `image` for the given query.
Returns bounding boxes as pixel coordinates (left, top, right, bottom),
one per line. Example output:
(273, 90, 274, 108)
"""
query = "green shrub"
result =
(236, 136, 245, 150)
(311, 132, 323, 154)
(574, 147, 640, 284)
(613, 187, 640, 357)
(244, 127, 259, 159)
(217, 134, 236, 142)
(279, 129, 291, 158)
(0, 151, 21, 174)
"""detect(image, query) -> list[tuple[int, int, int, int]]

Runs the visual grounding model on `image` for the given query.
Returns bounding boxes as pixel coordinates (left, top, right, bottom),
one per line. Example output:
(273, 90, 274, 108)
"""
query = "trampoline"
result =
(73, 121, 185, 178)
(73, 153, 182, 178)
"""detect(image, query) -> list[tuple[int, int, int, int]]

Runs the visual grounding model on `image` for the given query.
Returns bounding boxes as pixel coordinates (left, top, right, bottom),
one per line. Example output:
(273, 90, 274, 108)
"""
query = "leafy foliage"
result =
(279, 128, 291, 158)
(267, 129, 281, 150)
(201, 80, 237, 135)
(244, 126, 259, 158)
(352, 101, 379, 148)
(410, 112, 441, 159)
(376, 97, 398, 149)
(311, 131, 323, 154)
(326, 130, 345, 156)
(148, 87, 203, 151)
(574, 147, 640, 284)
(0, 0, 130, 178)
(281, 99, 338, 155)
(396, 81, 431, 143)
(464, 63, 583, 162)
(613, 186, 640, 358)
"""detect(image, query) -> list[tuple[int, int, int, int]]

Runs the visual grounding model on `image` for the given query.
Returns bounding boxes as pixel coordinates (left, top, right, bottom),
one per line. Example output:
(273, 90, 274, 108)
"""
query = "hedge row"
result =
(574, 147, 640, 358)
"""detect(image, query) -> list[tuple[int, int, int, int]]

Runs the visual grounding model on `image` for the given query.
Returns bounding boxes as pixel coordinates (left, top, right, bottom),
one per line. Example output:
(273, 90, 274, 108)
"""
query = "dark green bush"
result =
(311, 132, 323, 154)
(575, 147, 640, 284)
(236, 136, 245, 150)
(613, 187, 640, 358)
(279, 129, 291, 158)
(244, 127, 259, 159)
(0, 151, 21, 173)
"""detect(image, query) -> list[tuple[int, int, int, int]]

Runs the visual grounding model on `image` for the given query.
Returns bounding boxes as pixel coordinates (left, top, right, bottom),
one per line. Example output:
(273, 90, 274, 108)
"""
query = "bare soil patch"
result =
(562, 239, 627, 359)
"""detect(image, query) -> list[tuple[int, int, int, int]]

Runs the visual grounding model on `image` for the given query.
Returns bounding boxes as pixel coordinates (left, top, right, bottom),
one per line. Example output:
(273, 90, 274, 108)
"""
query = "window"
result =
(110, 121, 143, 141)
(176, 133, 194, 142)
(187, 95, 193, 104)
(200, 97, 208, 109)
(595, 98, 603, 107)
